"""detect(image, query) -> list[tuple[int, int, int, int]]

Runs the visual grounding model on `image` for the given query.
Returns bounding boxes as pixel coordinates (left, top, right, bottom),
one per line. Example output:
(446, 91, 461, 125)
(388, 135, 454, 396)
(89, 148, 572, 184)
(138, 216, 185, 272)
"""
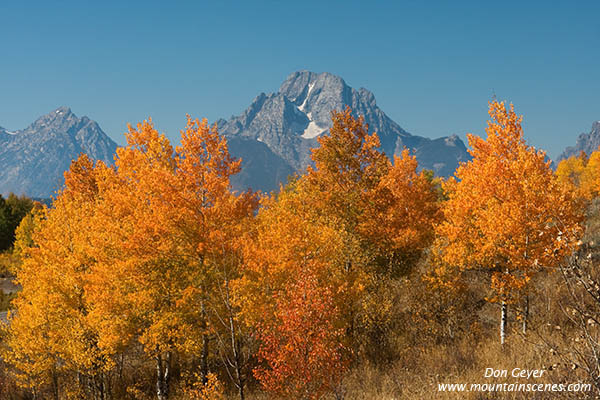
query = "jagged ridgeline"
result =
(0, 107, 117, 198)
(219, 71, 471, 192)
(557, 121, 600, 162)
(0, 72, 471, 197)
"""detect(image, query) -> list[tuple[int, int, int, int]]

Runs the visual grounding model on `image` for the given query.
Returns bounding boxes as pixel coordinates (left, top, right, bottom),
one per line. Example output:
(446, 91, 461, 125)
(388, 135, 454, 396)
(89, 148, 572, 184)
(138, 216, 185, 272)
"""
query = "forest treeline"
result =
(0, 194, 35, 254)
(0, 102, 599, 399)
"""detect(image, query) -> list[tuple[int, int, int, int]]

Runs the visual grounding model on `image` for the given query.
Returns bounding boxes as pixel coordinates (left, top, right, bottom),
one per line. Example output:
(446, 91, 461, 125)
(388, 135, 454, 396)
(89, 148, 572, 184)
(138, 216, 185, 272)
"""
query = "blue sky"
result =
(1, 1, 598, 159)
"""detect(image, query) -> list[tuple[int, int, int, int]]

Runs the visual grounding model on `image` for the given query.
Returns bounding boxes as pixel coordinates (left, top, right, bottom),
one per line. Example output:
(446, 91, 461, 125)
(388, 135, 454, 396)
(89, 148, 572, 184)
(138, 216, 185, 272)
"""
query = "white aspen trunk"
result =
(501, 300, 507, 345)
(156, 353, 166, 400)
(229, 314, 245, 400)
(156, 354, 164, 400)
(223, 273, 246, 400)
(156, 351, 170, 400)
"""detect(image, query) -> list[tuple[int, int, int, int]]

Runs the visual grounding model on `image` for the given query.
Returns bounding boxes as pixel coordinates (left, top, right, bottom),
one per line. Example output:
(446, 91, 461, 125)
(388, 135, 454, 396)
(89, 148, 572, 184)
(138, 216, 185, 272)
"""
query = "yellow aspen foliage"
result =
(13, 202, 44, 258)
(83, 120, 185, 358)
(4, 154, 113, 394)
(305, 107, 389, 240)
(556, 153, 586, 193)
(183, 372, 225, 400)
(586, 150, 600, 198)
(302, 107, 439, 277)
(556, 150, 600, 199)
(5, 117, 256, 399)
(235, 107, 440, 389)
(75, 119, 223, 394)
(434, 101, 583, 342)
(359, 148, 441, 275)
(235, 179, 364, 331)
(82, 117, 255, 399)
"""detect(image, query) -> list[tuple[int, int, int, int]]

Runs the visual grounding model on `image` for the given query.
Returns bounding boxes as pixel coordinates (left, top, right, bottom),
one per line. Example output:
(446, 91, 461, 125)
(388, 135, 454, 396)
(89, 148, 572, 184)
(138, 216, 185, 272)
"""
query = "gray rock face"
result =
(227, 136, 295, 193)
(557, 121, 600, 162)
(220, 71, 470, 190)
(0, 107, 117, 198)
(1, 73, 472, 197)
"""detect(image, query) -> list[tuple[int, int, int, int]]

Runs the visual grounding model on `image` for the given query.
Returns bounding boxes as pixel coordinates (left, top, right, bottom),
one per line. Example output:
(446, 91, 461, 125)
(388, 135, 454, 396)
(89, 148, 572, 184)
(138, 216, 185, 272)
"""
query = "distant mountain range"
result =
(3, 85, 596, 198)
(557, 121, 600, 162)
(220, 71, 471, 192)
(1, 71, 476, 197)
(0, 107, 117, 198)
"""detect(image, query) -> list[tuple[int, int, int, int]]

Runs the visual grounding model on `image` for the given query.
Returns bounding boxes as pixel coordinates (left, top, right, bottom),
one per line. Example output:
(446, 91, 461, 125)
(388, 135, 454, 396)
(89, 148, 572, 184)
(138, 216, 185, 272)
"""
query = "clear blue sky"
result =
(1, 1, 598, 159)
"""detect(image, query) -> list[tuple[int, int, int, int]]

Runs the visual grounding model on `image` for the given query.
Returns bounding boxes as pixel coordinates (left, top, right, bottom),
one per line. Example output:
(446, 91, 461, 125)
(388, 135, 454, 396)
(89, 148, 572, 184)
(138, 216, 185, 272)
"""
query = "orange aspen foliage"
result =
(253, 270, 347, 400)
(6, 117, 255, 399)
(306, 107, 389, 238)
(81, 117, 255, 400)
(359, 148, 441, 275)
(434, 101, 583, 343)
(236, 107, 439, 394)
(235, 109, 394, 339)
(232, 140, 371, 398)
(303, 107, 439, 276)
(235, 180, 364, 330)
(81, 118, 255, 399)
(5, 154, 112, 396)
(233, 162, 364, 400)
(301, 108, 439, 359)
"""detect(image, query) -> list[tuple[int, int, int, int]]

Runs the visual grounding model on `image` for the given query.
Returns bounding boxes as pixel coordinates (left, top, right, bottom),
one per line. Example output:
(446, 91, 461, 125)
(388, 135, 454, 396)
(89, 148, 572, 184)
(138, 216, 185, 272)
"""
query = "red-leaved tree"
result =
(253, 270, 348, 400)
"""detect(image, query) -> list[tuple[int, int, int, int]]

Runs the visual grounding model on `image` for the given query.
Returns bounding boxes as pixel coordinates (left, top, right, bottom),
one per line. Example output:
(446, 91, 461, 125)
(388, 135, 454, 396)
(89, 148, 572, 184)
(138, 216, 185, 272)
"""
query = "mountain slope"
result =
(0, 107, 117, 197)
(227, 136, 295, 193)
(219, 71, 470, 191)
(1, 73, 471, 196)
(557, 121, 600, 162)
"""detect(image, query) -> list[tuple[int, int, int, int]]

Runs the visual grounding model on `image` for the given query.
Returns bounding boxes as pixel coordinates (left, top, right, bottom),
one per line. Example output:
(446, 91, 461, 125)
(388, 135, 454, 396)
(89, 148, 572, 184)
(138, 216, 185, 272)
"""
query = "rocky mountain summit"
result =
(0, 107, 117, 198)
(219, 71, 470, 191)
(1, 72, 473, 197)
(557, 121, 600, 162)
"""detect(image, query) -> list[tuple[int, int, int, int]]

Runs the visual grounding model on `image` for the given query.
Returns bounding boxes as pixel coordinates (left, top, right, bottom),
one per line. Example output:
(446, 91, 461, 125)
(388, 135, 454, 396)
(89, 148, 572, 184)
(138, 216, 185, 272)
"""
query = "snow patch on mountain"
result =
(302, 122, 325, 139)
(216, 70, 473, 189)
(298, 82, 315, 112)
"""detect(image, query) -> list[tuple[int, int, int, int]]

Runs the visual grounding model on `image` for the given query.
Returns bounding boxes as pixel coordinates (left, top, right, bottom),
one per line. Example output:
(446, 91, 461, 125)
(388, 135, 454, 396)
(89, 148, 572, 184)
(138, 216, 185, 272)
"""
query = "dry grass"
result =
(228, 270, 597, 400)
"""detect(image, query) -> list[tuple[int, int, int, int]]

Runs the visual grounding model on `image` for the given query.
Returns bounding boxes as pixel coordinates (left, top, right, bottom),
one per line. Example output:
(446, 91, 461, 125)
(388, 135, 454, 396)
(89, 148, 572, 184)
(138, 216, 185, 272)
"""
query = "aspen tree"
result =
(435, 101, 583, 344)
